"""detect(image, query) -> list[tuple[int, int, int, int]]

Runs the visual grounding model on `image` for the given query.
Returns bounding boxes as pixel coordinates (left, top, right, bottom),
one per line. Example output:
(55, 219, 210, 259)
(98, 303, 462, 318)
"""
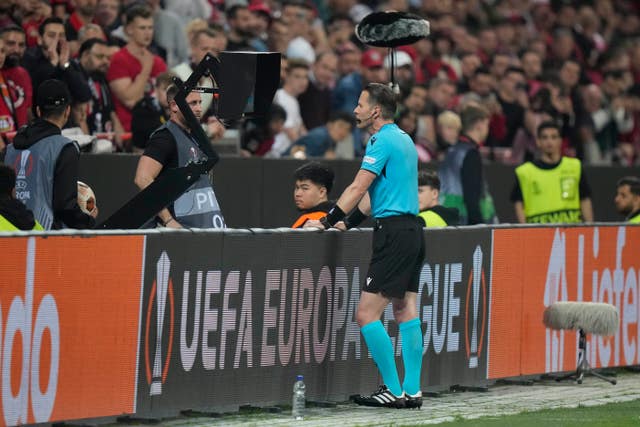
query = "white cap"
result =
(384, 50, 413, 69)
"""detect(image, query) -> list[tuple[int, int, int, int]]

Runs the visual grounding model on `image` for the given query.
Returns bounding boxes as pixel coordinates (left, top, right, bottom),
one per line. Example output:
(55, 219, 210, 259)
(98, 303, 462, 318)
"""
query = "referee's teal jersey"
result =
(360, 123, 419, 218)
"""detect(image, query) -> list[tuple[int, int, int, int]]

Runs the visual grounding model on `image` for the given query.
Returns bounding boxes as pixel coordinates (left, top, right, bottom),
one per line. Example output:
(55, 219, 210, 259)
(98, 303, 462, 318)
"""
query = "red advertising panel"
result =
(490, 226, 640, 379)
(0, 235, 144, 426)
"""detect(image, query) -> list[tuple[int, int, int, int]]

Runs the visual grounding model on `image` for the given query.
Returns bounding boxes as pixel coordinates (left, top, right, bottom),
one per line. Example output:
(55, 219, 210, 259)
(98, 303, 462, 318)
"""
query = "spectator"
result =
(0, 37, 17, 147)
(412, 37, 457, 84)
(489, 52, 512, 82)
(335, 41, 361, 78)
(1, 26, 32, 128)
(395, 106, 432, 162)
(18, 0, 52, 48)
(298, 51, 337, 130)
(384, 50, 414, 96)
(436, 110, 461, 154)
(511, 121, 593, 224)
(326, 14, 354, 51)
(50, 0, 71, 20)
(207, 0, 640, 168)
(332, 48, 386, 114)
(225, 4, 256, 52)
(545, 28, 580, 71)
(332, 49, 387, 156)
(528, 37, 548, 63)
(3, 79, 97, 230)
(422, 78, 457, 146)
(183, 18, 208, 44)
(134, 82, 225, 229)
(291, 111, 354, 158)
(23, 17, 89, 115)
(417, 169, 459, 227)
(558, 59, 582, 99)
(579, 75, 635, 165)
(107, 4, 167, 133)
(267, 17, 291, 53)
(64, 0, 98, 56)
(591, 0, 615, 40)
(555, 3, 577, 30)
(0, 164, 43, 231)
(248, 2, 271, 50)
(130, 71, 173, 152)
(575, 5, 607, 68)
(403, 84, 427, 116)
(477, 28, 498, 65)
(240, 104, 287, 157)
(67, 94, 92, 135)
(439, 105, 496, 225)
(282, 0, 315, 64)
(456, 52, 481, 93)
(164, 0, 213, 27)
(543, 77, 575, 149)
(430, 31, 460, 79)
(520, 50, 543, 94)
(269, 59, 309, 157)
(613, 13, 640, 46)
(495, 66, 527, 147)
(0, 2, 20, 29)
(1, 25, 27, 66)
(630, 42, 640, 84)
(146, 0, 188, 68)
(95, 0, 121, 39)
(72, 38, 124, 143)
(172, 27, 226, 119)
(291, 161, 334, 228)
(327, 0, 371, 24)
(401, 84, 430, 145)
(77, 23, 107, 45)
(494, 18, 518, 55)
(614, 176, 640, 223)
(461, 66, 496, 107)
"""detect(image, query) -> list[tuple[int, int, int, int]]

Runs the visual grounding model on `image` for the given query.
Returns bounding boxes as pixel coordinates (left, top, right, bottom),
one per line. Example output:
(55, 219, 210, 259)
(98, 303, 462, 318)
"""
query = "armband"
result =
(344, 208, 367, 229)
(320, 205, 346, 229)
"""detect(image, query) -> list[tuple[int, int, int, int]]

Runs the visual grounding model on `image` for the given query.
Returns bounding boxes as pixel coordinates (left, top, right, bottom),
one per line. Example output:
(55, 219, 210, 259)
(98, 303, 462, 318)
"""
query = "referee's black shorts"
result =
(364, 214, 425, 299)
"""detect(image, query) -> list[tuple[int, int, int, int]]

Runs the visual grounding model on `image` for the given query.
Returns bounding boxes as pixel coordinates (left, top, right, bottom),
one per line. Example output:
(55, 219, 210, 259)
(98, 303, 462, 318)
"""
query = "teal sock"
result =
(399, 317, 423, 395)
(361, 320, 402, 396)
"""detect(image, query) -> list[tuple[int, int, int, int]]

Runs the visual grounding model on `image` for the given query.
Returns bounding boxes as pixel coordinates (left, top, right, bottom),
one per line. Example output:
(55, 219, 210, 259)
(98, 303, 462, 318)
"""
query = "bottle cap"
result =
(296, 375, 303, 381)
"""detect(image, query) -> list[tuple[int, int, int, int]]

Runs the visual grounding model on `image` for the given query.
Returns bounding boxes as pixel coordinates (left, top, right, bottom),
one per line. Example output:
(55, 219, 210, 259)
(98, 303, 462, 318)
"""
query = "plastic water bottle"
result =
(292, 374, 306, 420)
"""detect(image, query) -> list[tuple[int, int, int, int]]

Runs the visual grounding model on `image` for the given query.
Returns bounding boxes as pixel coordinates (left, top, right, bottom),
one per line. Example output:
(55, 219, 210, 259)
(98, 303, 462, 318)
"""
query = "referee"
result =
(306, 83, 425, 409)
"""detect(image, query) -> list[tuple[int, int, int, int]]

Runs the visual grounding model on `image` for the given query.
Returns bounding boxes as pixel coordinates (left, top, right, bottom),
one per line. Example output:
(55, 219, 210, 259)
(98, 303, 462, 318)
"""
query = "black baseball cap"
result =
(36, 79, 71, 110)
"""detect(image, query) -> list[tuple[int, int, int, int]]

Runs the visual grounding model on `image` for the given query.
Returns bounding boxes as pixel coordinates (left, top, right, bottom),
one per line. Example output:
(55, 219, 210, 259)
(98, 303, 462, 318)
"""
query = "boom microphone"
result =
(356, 11, 430, 48)
(357, 110, 377, 126)
(543, 302, 619, 336)
(368, 111, 376, 121)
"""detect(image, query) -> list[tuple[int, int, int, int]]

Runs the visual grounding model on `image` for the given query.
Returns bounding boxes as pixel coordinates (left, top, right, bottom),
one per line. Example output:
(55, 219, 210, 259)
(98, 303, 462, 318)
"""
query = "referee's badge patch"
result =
(363, 156, 376, 164)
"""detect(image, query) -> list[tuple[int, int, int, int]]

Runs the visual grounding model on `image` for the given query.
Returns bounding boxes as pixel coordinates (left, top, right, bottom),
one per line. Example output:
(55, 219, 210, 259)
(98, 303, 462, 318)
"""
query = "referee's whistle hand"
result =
(304, 220, 324, 229)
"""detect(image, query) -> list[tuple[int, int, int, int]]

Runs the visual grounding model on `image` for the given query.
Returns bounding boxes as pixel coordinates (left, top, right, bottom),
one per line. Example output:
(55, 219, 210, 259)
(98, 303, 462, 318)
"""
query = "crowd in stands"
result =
(0, 0, 639, 166)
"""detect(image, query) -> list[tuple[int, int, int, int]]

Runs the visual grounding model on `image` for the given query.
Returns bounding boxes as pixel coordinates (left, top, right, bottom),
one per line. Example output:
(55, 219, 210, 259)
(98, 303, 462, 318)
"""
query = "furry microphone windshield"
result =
(356, 11, 430, 48)
(543, 302, 619, 336)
